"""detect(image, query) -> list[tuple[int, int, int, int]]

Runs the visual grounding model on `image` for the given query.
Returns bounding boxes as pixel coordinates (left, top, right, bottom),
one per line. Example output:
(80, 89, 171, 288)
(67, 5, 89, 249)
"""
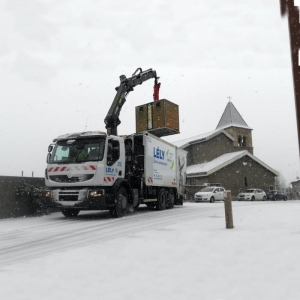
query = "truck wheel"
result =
(114, 187, 128, 218)
(166, 189, 175, 209)
(157, 189, 167, 210)
(61, 208, 80, 217)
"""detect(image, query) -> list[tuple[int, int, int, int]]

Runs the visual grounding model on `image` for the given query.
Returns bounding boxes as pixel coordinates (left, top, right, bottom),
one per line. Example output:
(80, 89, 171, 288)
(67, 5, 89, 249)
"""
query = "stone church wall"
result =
(187, 133, 246, 165)
(186, 156, 275, 199)
(187, 133, 235, 165)
(224, 127, 253, 154)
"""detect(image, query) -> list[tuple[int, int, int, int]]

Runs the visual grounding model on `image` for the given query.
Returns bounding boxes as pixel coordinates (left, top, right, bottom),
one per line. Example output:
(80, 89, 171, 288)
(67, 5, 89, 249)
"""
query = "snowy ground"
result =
(0, 201, 299, 300)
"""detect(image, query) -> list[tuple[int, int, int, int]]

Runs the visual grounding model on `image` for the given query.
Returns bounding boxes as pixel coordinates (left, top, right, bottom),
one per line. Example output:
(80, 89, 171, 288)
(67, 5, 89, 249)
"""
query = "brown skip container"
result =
(135, 99, 180, 137)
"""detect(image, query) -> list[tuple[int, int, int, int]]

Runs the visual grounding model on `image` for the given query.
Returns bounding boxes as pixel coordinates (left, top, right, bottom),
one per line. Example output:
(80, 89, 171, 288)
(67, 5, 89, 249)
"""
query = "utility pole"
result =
(280, 0, 300, 154)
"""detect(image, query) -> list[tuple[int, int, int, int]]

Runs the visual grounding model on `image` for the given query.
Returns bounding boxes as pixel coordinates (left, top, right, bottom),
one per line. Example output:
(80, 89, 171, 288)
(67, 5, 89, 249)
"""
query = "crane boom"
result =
(104, 68, 159, 136)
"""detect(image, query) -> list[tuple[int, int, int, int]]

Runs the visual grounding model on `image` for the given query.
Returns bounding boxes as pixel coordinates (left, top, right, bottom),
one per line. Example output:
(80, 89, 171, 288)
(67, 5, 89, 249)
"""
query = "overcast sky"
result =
(0, 0, 299, 185)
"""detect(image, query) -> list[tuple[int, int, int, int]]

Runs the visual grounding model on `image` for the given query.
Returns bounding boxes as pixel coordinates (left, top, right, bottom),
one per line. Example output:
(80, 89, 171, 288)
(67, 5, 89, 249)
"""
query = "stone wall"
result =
(186, 156, 276, 199)
(224, 126, 253, 152)
(187, 133, 237, 165)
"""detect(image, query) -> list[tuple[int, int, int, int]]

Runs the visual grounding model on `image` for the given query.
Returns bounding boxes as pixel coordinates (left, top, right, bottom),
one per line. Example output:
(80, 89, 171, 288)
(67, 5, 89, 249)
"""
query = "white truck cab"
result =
(45, 131, 187, 218)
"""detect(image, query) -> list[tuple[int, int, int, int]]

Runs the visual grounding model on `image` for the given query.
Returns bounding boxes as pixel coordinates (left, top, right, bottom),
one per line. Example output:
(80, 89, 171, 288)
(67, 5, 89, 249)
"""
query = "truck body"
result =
(45, 131, 187, 217)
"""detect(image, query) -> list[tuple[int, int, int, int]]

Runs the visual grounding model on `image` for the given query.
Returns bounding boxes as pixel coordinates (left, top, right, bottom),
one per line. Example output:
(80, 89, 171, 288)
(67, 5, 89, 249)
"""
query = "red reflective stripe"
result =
(49, 165, 96, 172)
(104, 177, 115, 182)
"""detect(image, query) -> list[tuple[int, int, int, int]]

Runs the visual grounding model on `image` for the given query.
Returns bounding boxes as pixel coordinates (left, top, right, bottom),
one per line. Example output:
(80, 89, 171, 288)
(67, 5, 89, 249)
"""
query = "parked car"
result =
(266, 190, 287, 201)
(194, 186, 226, 203)
(238, 188, 266, 201)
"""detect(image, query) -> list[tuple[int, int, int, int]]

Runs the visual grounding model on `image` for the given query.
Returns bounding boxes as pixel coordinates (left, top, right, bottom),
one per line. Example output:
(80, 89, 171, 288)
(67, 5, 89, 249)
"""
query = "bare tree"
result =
(275, 173, 287, 190)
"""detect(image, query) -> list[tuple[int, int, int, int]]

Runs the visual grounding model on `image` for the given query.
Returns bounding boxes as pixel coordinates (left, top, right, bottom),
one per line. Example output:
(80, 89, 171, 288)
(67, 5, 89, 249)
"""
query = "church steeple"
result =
(216, 101, 253, 153)
(216, 101, 251, 130)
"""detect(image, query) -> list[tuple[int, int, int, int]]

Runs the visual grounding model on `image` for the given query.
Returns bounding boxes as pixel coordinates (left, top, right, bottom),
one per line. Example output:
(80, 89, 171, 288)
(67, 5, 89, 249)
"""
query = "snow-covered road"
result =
(0, 202, 227, 267)
(1, 201, 299, 300)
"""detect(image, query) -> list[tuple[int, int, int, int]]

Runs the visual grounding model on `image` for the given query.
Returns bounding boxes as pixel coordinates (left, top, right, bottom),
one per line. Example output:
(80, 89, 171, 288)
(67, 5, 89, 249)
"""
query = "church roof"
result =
(216, 101, 252, 130)
(171, 129, 234, 149)
(186, 150, 278, 177)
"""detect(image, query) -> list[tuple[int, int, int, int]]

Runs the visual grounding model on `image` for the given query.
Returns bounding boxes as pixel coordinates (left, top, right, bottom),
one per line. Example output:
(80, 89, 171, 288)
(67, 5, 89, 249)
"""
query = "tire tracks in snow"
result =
(0, 205, 224, 267)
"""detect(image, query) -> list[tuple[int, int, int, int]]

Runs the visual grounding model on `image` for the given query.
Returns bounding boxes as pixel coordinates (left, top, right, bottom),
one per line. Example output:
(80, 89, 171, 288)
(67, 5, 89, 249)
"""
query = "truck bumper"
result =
(49, 188, 114, 210)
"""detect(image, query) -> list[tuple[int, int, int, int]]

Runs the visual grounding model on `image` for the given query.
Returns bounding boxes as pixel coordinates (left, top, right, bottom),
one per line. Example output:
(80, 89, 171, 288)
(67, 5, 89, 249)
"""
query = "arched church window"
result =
(242, 136, 247, 147)
(238, 135, 242, 147)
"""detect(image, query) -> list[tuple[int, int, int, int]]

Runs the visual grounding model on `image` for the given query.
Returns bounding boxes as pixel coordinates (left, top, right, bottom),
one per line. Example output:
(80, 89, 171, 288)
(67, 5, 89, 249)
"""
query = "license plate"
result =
(62, 201, 75, 206)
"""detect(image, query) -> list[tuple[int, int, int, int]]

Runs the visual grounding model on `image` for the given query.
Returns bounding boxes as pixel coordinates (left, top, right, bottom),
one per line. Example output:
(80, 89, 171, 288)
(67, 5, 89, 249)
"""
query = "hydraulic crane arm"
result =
(104, 68, 159, 136)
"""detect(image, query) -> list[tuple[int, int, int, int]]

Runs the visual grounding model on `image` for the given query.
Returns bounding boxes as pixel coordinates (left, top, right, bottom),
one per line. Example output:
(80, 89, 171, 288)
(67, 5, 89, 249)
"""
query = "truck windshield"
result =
(49, 138, 105, 164)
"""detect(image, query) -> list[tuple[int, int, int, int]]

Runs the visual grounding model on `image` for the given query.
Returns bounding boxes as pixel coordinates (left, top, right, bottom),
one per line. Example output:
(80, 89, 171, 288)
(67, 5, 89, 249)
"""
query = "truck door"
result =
(104, 138, 124, 185)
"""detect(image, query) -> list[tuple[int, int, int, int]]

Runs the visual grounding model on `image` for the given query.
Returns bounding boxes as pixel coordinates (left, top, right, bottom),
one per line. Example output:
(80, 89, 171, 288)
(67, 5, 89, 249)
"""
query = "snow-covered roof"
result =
(172, 129, 234, 149)
(291, 179, 300, 184)
(187, 150, 278, 177)
(55, 131, 107, 142)
(216, 101, 252, 130)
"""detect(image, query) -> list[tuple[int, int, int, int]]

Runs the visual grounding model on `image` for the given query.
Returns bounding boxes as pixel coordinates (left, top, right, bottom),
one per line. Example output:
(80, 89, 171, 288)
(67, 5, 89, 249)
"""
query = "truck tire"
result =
(166, 189, 175, 209)
(157, 189, 167, 210)
(61, 208, 80, 217)
(113, 187, 128, 218)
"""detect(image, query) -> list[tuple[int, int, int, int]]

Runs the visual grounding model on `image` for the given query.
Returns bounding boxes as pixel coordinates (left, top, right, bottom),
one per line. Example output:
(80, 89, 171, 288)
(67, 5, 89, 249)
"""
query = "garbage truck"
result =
(45, 68, 187, 217)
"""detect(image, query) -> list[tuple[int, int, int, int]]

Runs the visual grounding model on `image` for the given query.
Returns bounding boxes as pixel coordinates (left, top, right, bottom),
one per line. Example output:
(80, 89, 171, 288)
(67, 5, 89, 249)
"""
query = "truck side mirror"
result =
(48, 145, 53, 152)
(46, 153, 51, 163)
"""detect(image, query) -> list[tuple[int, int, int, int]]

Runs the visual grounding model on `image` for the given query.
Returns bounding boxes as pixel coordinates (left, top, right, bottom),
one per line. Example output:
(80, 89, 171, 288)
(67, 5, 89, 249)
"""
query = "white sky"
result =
(0, 201, 299, 299)
(0, 0, 299, 184)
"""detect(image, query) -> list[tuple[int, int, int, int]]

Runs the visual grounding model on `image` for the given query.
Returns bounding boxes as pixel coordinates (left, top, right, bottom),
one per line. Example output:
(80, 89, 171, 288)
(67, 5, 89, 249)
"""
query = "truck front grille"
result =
(50, 174, 94, 183)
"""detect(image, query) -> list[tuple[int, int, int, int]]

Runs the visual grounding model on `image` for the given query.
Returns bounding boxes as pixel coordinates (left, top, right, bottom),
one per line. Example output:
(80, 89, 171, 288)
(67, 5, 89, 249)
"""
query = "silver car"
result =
(194, 187, 226, 203)
(238, 188, 266, 201)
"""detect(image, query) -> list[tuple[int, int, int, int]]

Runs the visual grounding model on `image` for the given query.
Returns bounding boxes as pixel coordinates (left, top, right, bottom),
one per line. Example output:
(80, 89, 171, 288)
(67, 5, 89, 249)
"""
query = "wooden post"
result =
(224, 190, 234, 229)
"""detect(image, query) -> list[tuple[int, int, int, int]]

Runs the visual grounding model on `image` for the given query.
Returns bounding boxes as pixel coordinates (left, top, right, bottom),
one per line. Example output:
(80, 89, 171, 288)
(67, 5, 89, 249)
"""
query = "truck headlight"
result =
(90, 190, 103, 197)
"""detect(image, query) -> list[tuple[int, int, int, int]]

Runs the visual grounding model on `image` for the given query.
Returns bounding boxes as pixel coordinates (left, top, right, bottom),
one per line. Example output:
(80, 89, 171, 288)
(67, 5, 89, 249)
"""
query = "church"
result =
(173, 101, 278, 199)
